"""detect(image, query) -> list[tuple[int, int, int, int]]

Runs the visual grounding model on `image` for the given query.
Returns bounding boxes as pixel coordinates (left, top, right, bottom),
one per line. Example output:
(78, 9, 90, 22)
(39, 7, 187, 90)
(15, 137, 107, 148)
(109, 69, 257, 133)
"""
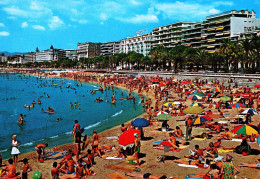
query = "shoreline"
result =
(0, 70, 150, 161)
(1, 68, 259, 179)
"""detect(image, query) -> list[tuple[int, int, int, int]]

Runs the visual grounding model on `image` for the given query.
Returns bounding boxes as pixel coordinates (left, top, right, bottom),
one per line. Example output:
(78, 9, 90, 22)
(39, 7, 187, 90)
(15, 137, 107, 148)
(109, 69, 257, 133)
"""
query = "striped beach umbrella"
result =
(210, 87, 220, 93)
(242, 108, 258, 115)
(190, 102, 203, 107)
(155, 111, 168, 116)
(231, 124, 259, 135)
(193, 116, 211, 125)
(187, 95, 202, 100)
(229, 103, 246, 108)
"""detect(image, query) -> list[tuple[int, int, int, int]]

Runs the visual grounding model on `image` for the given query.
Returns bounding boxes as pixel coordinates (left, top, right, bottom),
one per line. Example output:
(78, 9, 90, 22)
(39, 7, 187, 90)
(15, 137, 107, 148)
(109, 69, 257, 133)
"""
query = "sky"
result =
(0, 0, 260, 52)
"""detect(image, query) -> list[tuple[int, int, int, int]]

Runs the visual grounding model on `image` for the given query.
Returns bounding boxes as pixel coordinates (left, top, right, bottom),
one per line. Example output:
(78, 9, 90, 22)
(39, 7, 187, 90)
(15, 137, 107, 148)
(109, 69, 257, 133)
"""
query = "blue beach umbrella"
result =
(242, 108, 258, 115)
(131, 118, 150, 127)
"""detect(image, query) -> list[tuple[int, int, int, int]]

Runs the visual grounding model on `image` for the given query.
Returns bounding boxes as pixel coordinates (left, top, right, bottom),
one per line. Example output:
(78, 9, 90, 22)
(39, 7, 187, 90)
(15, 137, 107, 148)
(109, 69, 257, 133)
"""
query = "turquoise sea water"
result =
(0, 73, 143, 159)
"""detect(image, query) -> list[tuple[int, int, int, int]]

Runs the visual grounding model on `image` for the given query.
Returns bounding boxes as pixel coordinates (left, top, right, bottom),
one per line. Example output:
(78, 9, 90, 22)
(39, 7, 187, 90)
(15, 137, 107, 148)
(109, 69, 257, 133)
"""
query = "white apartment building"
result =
(35, 49, 57, 62)
(152, 22, 196, 48)
(100, 41, 120, 56)
(77, 42, 101, 60)
(181, 9, 260, 53)
(65, 49, 77, 60)
(120, 33, 152, 56)
(24, 52, 36, 63)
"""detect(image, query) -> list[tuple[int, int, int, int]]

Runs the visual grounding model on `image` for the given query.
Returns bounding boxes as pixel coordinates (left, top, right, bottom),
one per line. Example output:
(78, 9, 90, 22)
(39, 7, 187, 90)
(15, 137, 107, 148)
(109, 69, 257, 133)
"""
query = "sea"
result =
(0, 73, 143, 159)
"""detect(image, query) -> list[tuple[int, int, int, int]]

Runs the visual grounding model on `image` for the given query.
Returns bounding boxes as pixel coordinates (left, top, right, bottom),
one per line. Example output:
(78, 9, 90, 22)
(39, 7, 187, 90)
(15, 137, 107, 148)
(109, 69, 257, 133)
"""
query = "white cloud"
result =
(0, 31, 10, 36)
(155, 1, 224, 21)
(209, 8, 220, 14)
(21, 22, 28, 28)
(130, 0, 141, 6)
(0, 23, 4, 27)
(3, 6, 28, 17)
(100, 13, 108, 21)
(100, 22, 104, 25)
(120, 14, 158, 24)
(32, 25, 45, 30)
(48, 16, 64, 30)
(0, 0, 8, 5)
(79, 19, 88, 24)
(213, 1, 234, 6)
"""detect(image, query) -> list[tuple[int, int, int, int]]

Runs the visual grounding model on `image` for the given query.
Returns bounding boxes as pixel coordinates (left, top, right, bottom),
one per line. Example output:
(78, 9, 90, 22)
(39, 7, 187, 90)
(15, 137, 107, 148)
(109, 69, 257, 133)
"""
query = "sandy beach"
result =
(1, 69, 260, 179)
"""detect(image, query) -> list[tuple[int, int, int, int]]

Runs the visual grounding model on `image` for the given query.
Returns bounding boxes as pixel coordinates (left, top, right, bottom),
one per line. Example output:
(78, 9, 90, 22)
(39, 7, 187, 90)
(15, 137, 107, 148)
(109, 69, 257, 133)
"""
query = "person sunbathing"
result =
(125, 172, 168, 179)
(222, 139, 251, 155)
(202, 142, 218, 158)
(174, 159, 205, 168)
(174, 126, 183, 137)
(76, 159, 86, 178)
(184, 145, 203, 159)
(217, 128, 232, 140)
(0, 158, 16, 178)
(187, 162, 223, 179)
(207, 122, 221, 134)
(60, 155, 75, 174)
(239, 163, 260, 168)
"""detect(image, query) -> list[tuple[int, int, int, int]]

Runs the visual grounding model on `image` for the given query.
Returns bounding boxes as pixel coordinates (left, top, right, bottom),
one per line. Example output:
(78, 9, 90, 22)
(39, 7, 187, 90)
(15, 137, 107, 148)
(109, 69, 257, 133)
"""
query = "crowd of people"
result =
(1, 70, 260, 178)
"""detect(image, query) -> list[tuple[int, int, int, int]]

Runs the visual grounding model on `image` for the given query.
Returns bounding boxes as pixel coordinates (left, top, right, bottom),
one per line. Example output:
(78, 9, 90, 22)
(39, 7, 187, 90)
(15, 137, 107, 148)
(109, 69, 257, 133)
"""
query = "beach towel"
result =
(107, 172, 129, 179)
(231, 139, 242, 142)
(193, 137, 206, 141)
(218, 149, 233, 153)
(153, 140, 164, 144)
(214, 156, 224, 162)
(148, 130, 163, 133)
(178, 164, 198, 168)
(46, 151, 59, 157)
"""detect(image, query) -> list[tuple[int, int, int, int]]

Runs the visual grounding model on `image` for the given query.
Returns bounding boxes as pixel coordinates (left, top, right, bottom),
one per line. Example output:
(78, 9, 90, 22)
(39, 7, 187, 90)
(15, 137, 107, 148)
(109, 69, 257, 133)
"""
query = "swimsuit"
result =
(135, 146, 140, 153)
(222, 162, 234, 179)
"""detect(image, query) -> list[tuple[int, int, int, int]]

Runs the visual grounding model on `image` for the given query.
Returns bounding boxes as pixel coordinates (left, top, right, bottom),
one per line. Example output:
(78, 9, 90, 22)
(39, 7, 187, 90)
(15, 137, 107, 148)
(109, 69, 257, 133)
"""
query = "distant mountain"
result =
(0, 51, 28, 56)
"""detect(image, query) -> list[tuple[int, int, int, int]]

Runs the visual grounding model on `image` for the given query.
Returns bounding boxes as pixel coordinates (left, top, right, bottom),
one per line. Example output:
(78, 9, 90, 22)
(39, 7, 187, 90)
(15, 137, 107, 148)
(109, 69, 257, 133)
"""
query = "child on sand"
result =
(51, 162, 60, 179)
(22, 158, 32, 179)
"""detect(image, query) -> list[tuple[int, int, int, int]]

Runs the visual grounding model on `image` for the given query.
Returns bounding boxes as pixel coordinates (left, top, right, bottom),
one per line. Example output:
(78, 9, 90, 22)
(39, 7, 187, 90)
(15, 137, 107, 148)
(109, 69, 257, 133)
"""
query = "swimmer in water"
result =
(18, 114, 24, 125)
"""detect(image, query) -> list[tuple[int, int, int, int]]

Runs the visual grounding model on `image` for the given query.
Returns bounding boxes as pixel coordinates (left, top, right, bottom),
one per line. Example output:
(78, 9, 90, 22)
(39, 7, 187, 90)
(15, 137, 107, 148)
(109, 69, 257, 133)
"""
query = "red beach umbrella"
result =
(118, 129, 140, 148)
(160, 141, 173, 147)
(159, 83, 167, 87)
(254, 84, 260, 88)
(182, 81, 189, 84)
(152, 78, 159, 82)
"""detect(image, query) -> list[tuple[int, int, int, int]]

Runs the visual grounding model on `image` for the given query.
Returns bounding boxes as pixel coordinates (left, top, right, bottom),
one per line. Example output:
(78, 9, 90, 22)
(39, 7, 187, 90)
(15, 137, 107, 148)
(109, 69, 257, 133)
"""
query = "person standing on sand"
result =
(134, 133, 141, 166)
(221, 154, 240, 179)
(73, 120, 80, 136)
(185, 116, 193, 141)
(11, 135, 21, 163)
(92, 129, 101, 157)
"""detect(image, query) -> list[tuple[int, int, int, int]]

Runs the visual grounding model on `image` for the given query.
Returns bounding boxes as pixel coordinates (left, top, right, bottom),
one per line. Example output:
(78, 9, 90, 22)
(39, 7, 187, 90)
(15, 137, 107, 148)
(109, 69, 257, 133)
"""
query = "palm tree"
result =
(219, 38, 233, 72)
(169, 45, 188, 71)
(250, 34, 260, 69)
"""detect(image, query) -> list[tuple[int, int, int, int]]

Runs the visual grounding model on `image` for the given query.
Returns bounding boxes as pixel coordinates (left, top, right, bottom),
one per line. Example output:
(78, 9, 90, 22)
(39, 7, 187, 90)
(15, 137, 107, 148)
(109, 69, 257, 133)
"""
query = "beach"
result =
(1, 68, 260, 179)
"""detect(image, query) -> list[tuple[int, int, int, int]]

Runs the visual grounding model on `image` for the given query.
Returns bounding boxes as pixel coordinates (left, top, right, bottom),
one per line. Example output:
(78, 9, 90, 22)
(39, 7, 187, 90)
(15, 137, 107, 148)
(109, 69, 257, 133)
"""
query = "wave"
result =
(50, 135, 58, 139)
(21, 142, 33, 147)
(65, 131, 72, 135)
(84, 122, 101, 130)
(90, 85, 98, 88)
(0, 149, 8, 152)
(112, 110, 123, 117)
